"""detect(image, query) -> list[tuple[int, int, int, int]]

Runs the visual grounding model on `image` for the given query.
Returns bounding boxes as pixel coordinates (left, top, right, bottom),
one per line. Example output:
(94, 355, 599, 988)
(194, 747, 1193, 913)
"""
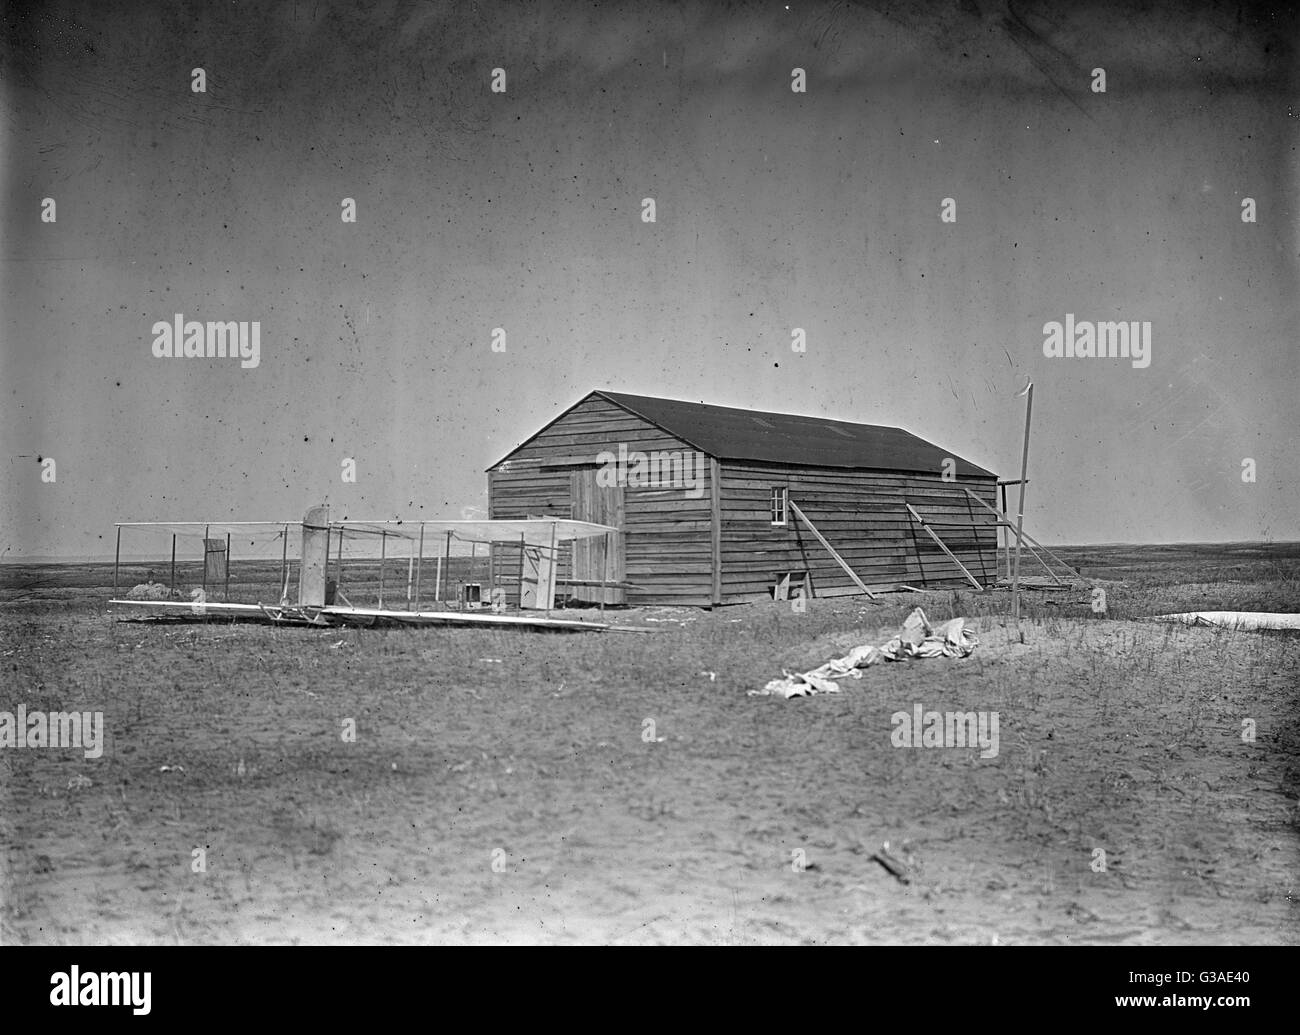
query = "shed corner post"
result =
(113, 526, 121, 598)
(1011, 384, 1033, 622)
(710, 457, 722, 606)
(1000, 482, 1009, 580)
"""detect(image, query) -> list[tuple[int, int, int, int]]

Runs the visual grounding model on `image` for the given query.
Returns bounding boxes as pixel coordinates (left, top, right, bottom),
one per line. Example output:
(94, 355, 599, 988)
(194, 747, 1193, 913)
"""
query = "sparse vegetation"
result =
(1, 543, 1297, 944)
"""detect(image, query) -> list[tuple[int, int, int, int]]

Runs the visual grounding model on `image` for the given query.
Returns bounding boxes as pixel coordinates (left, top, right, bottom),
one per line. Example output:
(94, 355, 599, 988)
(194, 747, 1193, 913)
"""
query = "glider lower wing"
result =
(109, 598, 608, 631)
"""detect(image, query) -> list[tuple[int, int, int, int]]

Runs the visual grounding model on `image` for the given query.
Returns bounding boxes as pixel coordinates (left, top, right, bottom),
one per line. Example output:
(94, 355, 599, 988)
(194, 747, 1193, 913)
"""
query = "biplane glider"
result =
(108, 505, 621, 631)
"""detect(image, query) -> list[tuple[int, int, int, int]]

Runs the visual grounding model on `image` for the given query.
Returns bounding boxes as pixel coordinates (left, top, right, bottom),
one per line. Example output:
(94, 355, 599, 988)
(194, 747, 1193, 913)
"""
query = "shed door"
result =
(570, 468, 625, 604)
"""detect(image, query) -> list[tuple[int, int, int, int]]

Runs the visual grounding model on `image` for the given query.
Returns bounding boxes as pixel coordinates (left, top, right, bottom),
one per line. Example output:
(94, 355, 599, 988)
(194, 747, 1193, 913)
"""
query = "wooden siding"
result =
(717, 461, 999, 601)
(489, 395, 715, 606)
(491, 395, 697, 467)
(621, 482, 715, 605)
(490, 394, 999, 606)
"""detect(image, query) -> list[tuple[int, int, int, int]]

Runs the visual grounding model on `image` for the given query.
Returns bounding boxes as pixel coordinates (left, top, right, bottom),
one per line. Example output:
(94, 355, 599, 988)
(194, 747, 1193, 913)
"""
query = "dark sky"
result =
(4, 0, 1297, 558)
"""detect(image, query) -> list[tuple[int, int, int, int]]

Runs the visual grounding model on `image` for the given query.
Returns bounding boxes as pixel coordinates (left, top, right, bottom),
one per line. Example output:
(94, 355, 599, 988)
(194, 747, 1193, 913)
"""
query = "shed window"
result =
(770, 487, 788, 527)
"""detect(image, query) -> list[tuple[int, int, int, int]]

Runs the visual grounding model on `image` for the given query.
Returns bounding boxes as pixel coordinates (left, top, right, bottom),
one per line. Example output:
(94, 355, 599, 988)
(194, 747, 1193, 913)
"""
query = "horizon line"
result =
(4, 538, 1299, 565)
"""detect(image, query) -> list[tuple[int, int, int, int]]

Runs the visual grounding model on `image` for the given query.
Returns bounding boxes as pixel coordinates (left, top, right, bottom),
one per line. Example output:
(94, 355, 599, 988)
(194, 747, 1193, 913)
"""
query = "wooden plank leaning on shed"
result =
(904, 503, 985, 591)
(787, 500, 878, 601)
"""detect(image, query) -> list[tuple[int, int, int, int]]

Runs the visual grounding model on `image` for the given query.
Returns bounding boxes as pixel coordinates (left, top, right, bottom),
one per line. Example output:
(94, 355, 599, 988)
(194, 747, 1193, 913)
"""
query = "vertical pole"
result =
(378, 531, 386, 609)
(599, 531, 611, 613)
(488, 542, 496, 606)
(469, 541, 477, 605)
(336, 527, 345, 600)
(324, 522, 332, 603)
(406, 545, 414, 609)
(415, 524, 424, 611)
(225, 532, 231, 601)
(280, 523, 289, 604)
(113, 526, 121, 598)
(169, 534, 176, 595)
(517, 532, 526, 609)
(1012, 384, 1033, 622)
(202, 524, 209, 596)
(444, 531, 453, 607)
(546, 521, 557, 616)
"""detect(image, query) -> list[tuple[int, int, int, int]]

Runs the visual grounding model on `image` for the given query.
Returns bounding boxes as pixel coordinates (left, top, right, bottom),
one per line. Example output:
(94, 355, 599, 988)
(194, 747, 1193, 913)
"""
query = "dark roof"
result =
(494, 390, 996, 477)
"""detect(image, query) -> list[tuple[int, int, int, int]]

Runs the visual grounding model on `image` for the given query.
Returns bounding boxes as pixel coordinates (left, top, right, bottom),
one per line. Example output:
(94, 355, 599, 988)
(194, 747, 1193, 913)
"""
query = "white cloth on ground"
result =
(751, 607, 978, 699)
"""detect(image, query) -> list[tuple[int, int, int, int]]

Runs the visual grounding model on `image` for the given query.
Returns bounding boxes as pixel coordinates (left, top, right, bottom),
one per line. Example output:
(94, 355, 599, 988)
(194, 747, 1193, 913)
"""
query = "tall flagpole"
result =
(1012, 380, 1033, 622)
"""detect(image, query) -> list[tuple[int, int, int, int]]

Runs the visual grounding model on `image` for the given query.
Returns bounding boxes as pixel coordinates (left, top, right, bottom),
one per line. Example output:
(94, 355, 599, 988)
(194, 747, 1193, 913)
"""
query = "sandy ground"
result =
(1, 589, 1298, 944)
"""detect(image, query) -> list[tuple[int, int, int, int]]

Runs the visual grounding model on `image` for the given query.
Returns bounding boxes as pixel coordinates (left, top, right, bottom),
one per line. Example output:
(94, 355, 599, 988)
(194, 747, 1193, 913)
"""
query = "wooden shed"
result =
(487, 390, 999, 607)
